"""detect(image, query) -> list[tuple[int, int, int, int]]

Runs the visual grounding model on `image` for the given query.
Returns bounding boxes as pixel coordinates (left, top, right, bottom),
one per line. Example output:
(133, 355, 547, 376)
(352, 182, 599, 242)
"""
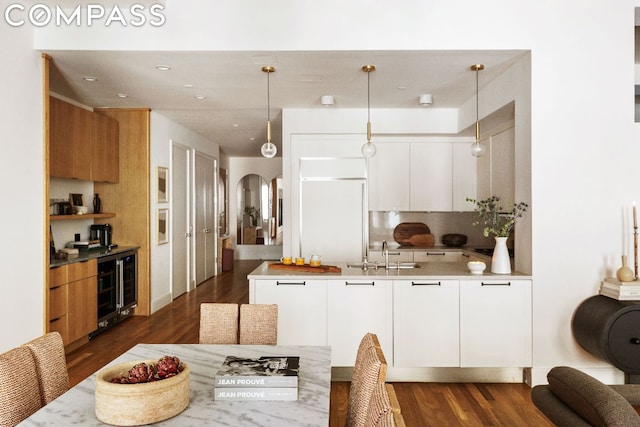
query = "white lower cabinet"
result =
(367, 250, 414, 263)
(393, 280, 460, 366)
(253, 279, 328, 346)
(327, 279, 393, 366)
(459, 279, 532, 367)
(413, 251, 463, 263)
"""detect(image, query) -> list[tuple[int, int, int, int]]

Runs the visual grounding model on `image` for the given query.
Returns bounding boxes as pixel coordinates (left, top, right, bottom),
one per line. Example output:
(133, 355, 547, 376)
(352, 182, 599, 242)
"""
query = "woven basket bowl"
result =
(95, 360, 190, 426)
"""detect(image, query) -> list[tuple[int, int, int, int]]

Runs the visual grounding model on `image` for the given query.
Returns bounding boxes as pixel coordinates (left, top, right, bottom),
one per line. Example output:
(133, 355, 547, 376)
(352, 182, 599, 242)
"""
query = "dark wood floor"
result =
(65, 259, 552, 426)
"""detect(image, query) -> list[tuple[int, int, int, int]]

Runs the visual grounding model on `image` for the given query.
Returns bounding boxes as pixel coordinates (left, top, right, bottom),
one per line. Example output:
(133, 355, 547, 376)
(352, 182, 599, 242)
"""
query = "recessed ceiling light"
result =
(397, 85, 407, 90)
(194, 95, 207, 100)
(183, 84, 193, 88)
(156, 65, 171, 71)
(232, 124, 239, 128)
(116, 93, 128, 98)
(83, 76, 97, 82)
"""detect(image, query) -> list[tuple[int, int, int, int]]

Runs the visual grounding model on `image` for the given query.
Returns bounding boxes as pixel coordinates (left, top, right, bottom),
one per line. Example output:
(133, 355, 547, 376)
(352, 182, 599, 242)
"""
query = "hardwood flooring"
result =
(65, 260, 552, 426)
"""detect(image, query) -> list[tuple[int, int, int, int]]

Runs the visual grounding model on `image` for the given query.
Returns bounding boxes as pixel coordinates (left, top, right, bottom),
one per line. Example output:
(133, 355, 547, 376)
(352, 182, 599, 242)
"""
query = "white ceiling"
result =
(48, 49, 527, 157)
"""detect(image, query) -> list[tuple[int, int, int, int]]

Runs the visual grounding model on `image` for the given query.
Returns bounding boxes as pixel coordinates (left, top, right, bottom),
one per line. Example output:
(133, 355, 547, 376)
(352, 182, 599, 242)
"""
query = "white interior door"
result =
(171, 143, 190, 298)
(194, 152, 217, 285)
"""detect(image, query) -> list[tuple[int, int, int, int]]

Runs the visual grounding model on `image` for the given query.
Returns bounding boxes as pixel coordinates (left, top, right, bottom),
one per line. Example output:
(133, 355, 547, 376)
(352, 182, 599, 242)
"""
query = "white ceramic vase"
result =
(491, 236, 511, 274)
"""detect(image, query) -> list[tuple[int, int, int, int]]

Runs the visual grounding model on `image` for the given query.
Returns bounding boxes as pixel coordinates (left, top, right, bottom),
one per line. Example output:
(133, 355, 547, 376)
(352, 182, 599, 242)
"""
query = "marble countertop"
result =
(20, 343, 331, 426)
(50, 246, 139, 268)
(248, 261, 531, 280)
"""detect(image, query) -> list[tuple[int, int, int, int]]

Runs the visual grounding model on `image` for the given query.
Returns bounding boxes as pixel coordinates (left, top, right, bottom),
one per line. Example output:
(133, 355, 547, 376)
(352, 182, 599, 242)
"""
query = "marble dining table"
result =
(19, 343, 331, 426)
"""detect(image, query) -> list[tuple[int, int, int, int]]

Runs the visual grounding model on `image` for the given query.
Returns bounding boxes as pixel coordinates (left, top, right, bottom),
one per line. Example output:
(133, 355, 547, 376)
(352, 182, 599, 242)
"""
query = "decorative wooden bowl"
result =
(95, 360, 190, 426)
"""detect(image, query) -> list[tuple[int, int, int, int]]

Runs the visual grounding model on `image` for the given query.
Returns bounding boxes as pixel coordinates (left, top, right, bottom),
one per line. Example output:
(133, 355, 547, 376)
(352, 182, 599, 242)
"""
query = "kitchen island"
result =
(249, 260, 532, 383)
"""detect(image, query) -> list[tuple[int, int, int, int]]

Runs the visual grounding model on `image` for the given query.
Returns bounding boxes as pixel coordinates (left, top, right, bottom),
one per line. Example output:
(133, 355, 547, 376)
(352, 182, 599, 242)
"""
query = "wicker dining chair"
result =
(239, 304, 278, 345)
(199, 303, 239, 344)
(347, 333, 388, 427)
(0, 346, 43, 426)
(22, 331, 70, 405)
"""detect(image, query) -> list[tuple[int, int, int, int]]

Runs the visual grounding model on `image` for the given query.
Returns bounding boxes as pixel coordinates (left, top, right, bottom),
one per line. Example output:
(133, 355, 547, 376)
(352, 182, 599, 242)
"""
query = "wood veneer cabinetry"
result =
(49, 96, 119, 183)
(94, 108, 150, 316)
(48, 259, 98, 349)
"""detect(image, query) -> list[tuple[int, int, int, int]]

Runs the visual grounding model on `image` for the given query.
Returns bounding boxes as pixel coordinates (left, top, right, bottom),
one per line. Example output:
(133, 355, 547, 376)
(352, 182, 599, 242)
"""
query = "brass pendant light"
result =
(470, 64, 486, 157)
(261, 65, 277, 158)
(361, 65, 377, 158)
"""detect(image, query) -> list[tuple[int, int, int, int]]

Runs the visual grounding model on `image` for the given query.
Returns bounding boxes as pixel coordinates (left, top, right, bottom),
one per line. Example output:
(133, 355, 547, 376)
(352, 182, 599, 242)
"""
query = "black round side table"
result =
(572, 295, 640, 383)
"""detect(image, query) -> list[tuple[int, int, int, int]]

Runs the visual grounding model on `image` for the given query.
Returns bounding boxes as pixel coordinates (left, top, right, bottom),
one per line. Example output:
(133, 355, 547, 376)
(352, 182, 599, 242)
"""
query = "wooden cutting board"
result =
(393, 222, 434, 246)
(268, 263, 342, 273)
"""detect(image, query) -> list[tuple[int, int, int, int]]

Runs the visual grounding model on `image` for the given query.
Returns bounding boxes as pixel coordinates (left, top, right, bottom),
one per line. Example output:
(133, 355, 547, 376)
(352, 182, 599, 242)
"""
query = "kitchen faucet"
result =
(382, 240, 389, 269)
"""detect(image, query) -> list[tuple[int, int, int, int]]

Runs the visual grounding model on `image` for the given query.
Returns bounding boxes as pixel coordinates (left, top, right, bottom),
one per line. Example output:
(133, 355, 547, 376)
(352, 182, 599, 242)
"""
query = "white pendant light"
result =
(470, 64, 486, 157)
(361, 65, 377, 158)
(261, 66, 277, 158)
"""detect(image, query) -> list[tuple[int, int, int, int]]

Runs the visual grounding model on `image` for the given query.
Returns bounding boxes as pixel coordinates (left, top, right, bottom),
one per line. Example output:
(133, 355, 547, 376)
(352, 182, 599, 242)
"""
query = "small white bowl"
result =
(73, 205, 90, 214)
(467, 261, 486, 275)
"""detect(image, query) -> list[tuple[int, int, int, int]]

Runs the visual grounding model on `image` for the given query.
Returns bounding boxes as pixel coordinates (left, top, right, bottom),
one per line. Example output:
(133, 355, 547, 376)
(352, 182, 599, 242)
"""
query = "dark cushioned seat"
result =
(531, 366, 640, 427)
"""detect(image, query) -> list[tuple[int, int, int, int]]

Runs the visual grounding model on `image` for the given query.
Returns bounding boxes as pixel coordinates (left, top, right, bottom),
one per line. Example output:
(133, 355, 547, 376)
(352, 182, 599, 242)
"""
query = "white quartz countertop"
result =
(248, 261, 531, 280)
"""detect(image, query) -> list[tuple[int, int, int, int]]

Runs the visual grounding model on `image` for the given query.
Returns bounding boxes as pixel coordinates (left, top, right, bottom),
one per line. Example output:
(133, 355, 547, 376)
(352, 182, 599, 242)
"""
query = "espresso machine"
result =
(90, 224, 115, 248)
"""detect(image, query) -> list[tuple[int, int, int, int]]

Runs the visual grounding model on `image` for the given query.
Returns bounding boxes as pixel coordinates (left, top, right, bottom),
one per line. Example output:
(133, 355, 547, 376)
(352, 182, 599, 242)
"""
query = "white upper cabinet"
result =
(367, 142, 411, 211)
(410, 142, 452, 211)
(476, 125, 515, 208)
(368, 141, 476, 212)
(452, 142, 477, 211)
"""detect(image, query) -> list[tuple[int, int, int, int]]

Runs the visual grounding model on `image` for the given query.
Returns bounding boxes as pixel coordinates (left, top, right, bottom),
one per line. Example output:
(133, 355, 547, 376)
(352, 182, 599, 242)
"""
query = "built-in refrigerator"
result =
(298, 157, 367, 263)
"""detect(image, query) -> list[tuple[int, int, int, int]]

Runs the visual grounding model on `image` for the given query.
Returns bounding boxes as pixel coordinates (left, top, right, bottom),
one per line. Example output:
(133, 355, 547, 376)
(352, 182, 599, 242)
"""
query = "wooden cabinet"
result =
(49, 96, 92, 180)
(49, 96, 119, 183)
(48, 259, 97, 347)
(394, 279, 460, 366)
(253, 279, 327, 346)
(327, 279, 393, 366)
(91, 112, 119, 183)
(368, 141, 476, 212)
(459, 279, 532, 367)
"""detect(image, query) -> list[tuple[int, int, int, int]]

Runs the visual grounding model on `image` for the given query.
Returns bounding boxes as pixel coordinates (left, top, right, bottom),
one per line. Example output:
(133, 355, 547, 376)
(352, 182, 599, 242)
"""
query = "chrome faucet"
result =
(382, 240, 389, 269)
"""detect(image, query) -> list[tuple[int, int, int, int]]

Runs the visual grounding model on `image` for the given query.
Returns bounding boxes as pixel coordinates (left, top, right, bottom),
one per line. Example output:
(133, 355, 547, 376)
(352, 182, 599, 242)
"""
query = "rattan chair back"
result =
(199, 303, 239, 344)
(239, 304, 278, 345)
(22, 331, 70, 405)
(0, 346, 42, 426)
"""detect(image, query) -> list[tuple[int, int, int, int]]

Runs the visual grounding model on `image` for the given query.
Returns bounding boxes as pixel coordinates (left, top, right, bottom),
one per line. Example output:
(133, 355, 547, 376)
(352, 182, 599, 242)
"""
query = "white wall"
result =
(149, 111, 219, 313)
(1, 18, 45, 350)
(7, 0, 639, 384)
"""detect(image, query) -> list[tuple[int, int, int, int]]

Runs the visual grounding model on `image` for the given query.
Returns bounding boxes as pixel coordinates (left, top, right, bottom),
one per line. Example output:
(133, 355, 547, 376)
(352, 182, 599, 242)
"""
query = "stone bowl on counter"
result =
(95, 359, 190, 426)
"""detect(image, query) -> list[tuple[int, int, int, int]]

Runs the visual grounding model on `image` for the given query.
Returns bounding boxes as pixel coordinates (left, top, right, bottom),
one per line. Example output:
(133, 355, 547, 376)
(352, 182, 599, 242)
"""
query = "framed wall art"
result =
(157, 166, 168, 203)
(157, 208, 169, 245)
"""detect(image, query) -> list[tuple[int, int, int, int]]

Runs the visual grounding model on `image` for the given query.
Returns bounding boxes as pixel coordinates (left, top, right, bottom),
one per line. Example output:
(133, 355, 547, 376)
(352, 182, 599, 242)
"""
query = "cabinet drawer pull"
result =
(481, 282, 511, 286)
(276, 281, 306, 286)
(411, 281, 441, 286)
(388, 252, 400, 256)
(345, 281, 375, 286)
(426, 252, 446, 256)
(461, 253, 470, 258)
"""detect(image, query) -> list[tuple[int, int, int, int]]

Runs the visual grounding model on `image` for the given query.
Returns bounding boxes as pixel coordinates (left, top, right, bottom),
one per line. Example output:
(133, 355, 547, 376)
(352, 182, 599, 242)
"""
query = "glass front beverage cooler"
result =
(92, 249, 138, 337)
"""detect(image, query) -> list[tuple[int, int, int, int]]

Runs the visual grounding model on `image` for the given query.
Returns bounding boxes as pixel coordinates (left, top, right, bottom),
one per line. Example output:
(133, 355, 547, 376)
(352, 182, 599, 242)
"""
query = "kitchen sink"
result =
(387, 262, 421, 269)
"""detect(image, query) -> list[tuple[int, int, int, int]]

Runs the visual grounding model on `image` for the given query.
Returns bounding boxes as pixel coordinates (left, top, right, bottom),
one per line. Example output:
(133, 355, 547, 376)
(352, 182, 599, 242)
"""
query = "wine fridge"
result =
(91, 249, 138, 338)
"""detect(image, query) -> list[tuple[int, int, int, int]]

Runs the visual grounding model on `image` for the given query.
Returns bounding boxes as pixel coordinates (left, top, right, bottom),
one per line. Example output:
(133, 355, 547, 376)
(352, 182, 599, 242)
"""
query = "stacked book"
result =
(600, 278, 640, 300)
(71, 240, 102, 251)
(213, 355, 299, 401)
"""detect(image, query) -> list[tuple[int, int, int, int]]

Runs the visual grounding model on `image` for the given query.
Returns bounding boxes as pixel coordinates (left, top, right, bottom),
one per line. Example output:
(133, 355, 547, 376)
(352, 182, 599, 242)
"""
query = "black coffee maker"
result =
(90, 224, 113, 248)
